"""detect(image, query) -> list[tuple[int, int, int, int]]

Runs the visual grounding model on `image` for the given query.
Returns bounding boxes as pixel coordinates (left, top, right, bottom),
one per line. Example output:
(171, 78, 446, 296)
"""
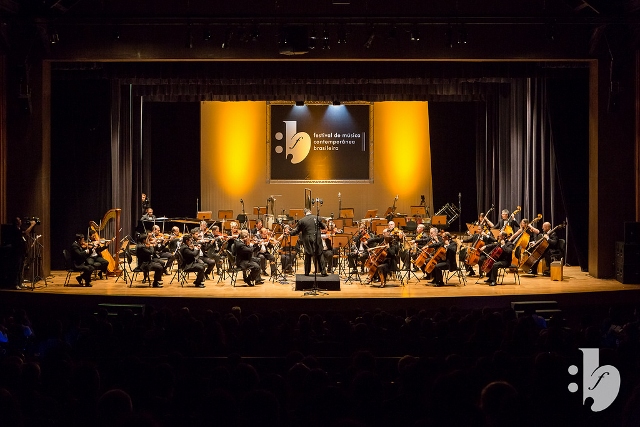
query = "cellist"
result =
(365, 229, 397, 288)
(527, 222, 557, 276)
(430, 232, 458, 287)
(478, 231, 515, 287)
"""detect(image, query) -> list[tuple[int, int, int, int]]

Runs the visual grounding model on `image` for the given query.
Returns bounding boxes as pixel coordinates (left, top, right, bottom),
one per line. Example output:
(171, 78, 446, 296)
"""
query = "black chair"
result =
(62, 249, 83, 286)
(497, 264, 521, 285)
(403, 220, 418, 234)
(170, 250, 188, 287)
(445, 252, 467, 286)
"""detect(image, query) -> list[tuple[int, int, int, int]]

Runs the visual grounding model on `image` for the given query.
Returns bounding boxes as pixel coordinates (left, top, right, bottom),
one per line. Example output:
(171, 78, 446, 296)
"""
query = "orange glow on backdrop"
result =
(201, 101, 266, 196)
(373, 102, 432, 198)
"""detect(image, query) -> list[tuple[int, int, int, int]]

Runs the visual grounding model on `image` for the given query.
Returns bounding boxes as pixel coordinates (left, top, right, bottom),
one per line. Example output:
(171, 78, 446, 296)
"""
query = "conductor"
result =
(287, 208, 327, 276)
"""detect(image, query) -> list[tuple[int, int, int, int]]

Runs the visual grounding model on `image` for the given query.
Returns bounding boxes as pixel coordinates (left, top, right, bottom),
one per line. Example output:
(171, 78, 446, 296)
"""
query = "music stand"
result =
(432, 215, 448, 229)
(331, 235, 351, 278)
(339, 208, 355, 219)
(466, 223, 482, 234)
(410, 206, 427, 217)
(393, 217, 407, 227)
(197, 211, 212, 221)
(364, 209, 378, 219)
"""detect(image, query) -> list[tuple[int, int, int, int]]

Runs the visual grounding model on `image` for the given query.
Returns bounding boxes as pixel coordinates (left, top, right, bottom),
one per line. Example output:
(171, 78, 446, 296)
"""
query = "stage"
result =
(3, 266, 639, 318)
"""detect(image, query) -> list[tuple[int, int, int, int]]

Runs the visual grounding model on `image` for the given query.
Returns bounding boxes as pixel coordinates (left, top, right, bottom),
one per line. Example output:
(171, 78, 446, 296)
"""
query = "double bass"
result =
(510, 214, 542, 266)
(385, 195, 399, 221)
(502, 206, 521, 237)
(520, 222, 566, 271)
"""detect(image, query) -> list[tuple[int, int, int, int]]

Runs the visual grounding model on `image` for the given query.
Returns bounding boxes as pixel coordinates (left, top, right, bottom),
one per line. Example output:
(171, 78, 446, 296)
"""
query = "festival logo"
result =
(568, 348, 621, 412)
(273, 120, 311, 164)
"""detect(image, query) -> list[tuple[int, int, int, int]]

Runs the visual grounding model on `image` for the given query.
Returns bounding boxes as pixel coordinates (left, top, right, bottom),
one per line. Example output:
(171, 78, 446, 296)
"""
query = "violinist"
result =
(162, 226, 183, 273)
(479, 231, 514, 287)
(135, 233, 164, 288)
(151, 225, 177, 275)
(348, 223, 370, 274)
(235, 229, 263, 286)
(87, 231, 111, 279)
(208, 225, 228, 275)
(189, 228, 216, 280)
(278, 225, 296, 274)
(251, 219, 264, 236)
(255, 227, 276, 276)
(324, 221, 342, 273)
(320, 228, 335, 275)
(70, 234, 95, 287)
(179, 235, 206, 288)
(430, 232, 458, 287)
(527, 221, 557, 276)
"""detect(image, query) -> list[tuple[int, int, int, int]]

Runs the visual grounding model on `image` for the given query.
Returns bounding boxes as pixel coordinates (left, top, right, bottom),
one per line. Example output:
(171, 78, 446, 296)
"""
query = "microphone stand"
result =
(304, 201, 328, 296)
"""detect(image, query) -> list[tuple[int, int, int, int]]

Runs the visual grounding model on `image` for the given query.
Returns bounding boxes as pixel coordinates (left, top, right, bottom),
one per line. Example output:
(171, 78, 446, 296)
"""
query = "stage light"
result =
(364, 28, 375, 48)
(295, 100, 305, 106)
(203, 29, 212, 41)
(186, 28, 194, 49)
(250, 26, 259, 41)
(332, 100, 341, 106)
(322, 29, 330, 50)
(308, 29, 317, 49)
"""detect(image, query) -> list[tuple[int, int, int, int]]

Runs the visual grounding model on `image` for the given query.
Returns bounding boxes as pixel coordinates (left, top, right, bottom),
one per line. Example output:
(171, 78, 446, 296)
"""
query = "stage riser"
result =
(295, 274, 341, 291)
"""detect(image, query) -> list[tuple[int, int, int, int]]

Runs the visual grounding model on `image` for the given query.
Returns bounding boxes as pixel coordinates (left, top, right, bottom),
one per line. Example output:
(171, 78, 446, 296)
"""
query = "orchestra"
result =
(72, 198, 562, 290)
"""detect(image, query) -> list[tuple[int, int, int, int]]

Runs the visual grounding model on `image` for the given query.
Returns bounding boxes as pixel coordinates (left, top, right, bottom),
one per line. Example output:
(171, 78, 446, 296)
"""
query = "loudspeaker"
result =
(295, 274, 341, 291)
(624, 222, 640, 244)
(615, 241, 640, 265)
(615, 262, 640, 284)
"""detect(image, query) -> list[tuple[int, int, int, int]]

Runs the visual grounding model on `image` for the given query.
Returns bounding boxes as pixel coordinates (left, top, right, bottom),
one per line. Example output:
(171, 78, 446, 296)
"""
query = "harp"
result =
(89, 208, 122, 276)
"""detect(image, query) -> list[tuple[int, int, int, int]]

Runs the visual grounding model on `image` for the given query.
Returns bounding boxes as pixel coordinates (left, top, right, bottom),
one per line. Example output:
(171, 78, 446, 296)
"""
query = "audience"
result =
(0, 301, 638, 427)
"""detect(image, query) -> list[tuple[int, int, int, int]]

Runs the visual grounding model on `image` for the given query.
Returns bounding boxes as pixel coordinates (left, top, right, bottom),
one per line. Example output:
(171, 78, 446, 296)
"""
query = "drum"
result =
(264, 214, 275, 229)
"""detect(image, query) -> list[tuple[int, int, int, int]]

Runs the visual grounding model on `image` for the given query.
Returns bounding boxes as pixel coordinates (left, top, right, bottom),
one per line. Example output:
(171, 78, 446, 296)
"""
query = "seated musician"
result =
(255, 227, 276, 276)
(162, 226, 183, 273)
(416, 227, 443, 276)
(86, 231, 111, 279)
(479, 231, 515, 287)
(189, 228, 216, 280)
(460, 214, 497, 277)
(320, 229, 335, 274)
(324, 221, 342, 273)
(403, 223, 428, 271)
(365, 229, 398, 288)
(135, 233, 164, 288)
(179, 235, 206, 288)
(278, 225, 296, 274)
(235, 229, 263, 286)
(70, 234, 95, 287)
(528, 221, 557, 276)
(251, 220, 264, 236)
(151, 225, 177, 275)
(430, 232, 458, 287)
(511, 218, 539, 263)
(140, 207, 156, 222)
(488, 209, 519, 235)
(208, 225, 228, 276)
(348, 223, 370, 274)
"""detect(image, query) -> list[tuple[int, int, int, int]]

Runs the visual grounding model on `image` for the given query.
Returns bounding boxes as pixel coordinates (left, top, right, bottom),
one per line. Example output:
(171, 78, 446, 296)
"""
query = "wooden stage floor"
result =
(4, 266, 640, 315)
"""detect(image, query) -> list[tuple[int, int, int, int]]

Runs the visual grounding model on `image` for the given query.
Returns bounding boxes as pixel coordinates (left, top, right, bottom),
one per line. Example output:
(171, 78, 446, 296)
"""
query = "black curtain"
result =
(51, 80, 112, 269)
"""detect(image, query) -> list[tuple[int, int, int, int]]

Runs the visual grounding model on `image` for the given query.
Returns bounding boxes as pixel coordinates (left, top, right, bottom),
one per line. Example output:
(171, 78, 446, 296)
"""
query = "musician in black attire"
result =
(179, 235, 206, 287)
(365, 230, 399, 287)
(528, 221, 558, 276)
(348, 223, 370, 273)
(190, 228, 216, 280)
(479, 231, 515, 286)
(141, 193, 151, 215)
(278, 225, 296, 274)
(431, 232, 458, 287)
(70, 234, 94, 287)
(235, 229, 263, 286)
(140, 207, 156, 222)
(87, 231, 111, 279)
(486, 209, 519, 235)
(5, 217, 36, 289)
(135, 233, 164, 288)
(288, 208, 327, 276)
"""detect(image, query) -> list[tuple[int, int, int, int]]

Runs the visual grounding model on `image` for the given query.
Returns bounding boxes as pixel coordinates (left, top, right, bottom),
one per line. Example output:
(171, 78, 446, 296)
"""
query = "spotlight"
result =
(112, 29, 120, 41)
(308, 29, 317, 49)
(295, 100, 305, 106)
(364, 28, 375, 48)
(203, 29, 212, 42)
(332, 100, 341, 106)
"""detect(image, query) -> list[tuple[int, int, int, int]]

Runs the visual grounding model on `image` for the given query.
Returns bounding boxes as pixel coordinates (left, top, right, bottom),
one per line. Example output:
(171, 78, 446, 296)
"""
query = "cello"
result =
(424, 246, 446, 274)
(465, 205, 495, 266)
(481, 244, 503, 274)
(520, 222, 566, 271)
(365, 244, 389, 282)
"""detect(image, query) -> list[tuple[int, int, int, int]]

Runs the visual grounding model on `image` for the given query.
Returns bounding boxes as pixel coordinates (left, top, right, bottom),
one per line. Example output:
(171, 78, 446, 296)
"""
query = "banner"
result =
(269, 103, 372, 182)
